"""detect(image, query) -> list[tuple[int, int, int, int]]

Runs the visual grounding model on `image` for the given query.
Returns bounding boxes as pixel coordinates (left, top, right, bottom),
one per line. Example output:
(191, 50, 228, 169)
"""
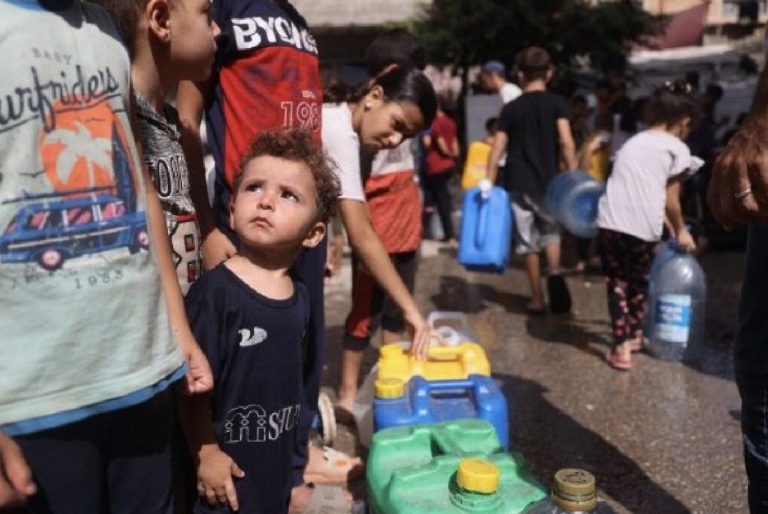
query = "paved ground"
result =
(319, 239, 748, 514)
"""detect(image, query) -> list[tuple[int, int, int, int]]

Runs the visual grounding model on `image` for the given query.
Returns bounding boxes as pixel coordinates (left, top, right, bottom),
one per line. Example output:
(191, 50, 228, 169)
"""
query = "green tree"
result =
(414, 0, 664, 79)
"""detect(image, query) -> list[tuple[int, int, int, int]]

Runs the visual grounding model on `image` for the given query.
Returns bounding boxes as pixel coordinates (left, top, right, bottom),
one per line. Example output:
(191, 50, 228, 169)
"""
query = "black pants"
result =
(424, 171, 454, 240)
(734, 225, 768, 513)
(15, 391, 174, 514)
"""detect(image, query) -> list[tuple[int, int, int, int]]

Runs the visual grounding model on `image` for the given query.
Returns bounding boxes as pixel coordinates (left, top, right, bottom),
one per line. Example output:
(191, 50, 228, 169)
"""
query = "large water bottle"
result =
(545, 171, 604, 238)
(643, 239, 678, 341)
(522, 469, 615, 513)
(645, 248, 706, 361)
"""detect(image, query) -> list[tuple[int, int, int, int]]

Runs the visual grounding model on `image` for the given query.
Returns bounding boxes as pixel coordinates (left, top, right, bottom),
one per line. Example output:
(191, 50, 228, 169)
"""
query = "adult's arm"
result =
(339, 199, 430, 358)
(0, 430, 35, 508)
(131, 96, 213, 395)
(556, 118, 578, 171)
(177, 79, 237, 270)
(708, 59, 768, 227)
(486, 131, 508, 184)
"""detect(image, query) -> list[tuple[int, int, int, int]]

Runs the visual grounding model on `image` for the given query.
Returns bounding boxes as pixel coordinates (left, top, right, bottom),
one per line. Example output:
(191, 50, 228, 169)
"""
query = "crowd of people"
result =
(0, 0, 766, 513)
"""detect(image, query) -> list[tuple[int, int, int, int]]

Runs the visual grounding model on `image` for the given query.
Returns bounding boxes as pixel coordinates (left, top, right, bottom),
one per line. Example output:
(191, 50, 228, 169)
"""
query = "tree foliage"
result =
(413, 0, 665, 74)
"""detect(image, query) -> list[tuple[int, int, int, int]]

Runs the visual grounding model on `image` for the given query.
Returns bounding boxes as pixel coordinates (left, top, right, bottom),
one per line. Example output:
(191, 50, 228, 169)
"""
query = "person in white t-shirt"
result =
(480, 60, 522, 105)
(597, 80, 698, 371)
(322, 66, 440, 372)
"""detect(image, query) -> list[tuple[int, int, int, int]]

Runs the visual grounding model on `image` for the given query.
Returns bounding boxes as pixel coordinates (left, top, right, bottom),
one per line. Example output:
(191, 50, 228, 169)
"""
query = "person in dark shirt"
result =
(487, 46, 577, 315)
(180, 129, 340, 513)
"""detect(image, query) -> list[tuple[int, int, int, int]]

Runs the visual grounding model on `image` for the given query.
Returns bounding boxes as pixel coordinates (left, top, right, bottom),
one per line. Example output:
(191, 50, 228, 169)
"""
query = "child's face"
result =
(169, 0, 220, 82)
(358, 93, 424, 152)
(230, 156, 325, 253)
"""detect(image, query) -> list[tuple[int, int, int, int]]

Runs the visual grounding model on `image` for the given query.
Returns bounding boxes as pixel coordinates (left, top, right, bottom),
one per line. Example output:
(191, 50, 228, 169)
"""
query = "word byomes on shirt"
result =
(231, 16, 318, 53)
(224, 404, 301, 444)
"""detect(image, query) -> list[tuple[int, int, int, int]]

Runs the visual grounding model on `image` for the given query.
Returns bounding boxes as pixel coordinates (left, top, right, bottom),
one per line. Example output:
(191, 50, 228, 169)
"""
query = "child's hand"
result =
(181, 343, 214, 395)
(201, 227, 237, 271)
(197, 446, 245, 511)
(0, 430, 35, 508)
(404, 309, 431, 360)
(676, 229, 697, 253)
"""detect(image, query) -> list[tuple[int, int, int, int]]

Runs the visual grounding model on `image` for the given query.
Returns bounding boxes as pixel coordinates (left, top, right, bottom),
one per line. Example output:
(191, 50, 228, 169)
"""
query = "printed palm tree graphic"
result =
(45, 121, 113, 188)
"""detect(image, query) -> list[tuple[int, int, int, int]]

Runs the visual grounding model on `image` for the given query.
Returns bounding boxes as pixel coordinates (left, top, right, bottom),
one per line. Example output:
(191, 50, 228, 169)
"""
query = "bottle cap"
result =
(456, 459, 500, 494)
(374, 378, 405, 399)
(552, 469, 598, 511)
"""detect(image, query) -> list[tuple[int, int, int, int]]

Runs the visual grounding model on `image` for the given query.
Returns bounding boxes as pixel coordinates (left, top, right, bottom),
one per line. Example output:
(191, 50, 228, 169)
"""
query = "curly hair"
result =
(233, 128, 340, 223)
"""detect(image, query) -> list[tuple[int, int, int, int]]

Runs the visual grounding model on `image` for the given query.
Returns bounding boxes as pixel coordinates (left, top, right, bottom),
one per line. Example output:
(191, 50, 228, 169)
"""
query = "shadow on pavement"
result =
(525, 314, 612, 363)
(430, 275, 530, 316)
(495, 372, 692, 514)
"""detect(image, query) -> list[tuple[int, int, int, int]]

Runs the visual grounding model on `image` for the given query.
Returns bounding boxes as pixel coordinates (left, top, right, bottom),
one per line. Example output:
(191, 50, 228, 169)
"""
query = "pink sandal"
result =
(606, 350, 632, 371)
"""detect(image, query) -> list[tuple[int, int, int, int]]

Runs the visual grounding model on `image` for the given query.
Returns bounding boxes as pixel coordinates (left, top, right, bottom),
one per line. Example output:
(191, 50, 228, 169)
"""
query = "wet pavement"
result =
(320, 240, 748, 514)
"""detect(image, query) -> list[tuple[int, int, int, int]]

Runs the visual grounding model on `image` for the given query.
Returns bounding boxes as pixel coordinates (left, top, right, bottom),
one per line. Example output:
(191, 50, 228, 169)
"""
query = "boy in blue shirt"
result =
(180, 128, 340, 513)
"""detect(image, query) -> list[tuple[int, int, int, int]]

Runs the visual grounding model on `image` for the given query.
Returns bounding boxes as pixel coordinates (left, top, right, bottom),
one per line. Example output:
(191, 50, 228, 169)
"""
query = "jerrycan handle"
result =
(427, 311, 470, 335)
(427, 345, 464, 361)
(421, 378, 474, 393)
(475, 190, 490, 248)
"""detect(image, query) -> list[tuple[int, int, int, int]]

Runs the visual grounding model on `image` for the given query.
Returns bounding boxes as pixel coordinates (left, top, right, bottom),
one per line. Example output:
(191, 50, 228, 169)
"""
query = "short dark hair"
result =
(516, 46, 551, 81)
(485, 117, 498, 134)
(365, 29, 426, 74)
(91, 0, 167, 58)
(233, 129, 340, 223)
(644, 80, 698, 127)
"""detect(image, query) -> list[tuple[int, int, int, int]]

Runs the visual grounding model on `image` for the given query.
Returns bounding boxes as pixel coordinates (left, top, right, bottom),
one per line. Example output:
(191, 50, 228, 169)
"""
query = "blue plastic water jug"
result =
(645, 249, 706, 360)
(643, 239, 678, 340)
(373, 375, 509, 449)
(545, 171, 604, 238)
(458, 186, 513, 273)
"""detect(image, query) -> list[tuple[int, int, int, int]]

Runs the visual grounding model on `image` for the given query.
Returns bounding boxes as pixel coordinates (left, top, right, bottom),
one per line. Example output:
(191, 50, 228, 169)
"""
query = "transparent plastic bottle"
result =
(643, 239, 678, 341)
(521, 469, 615, 514)
(645, 248, 707, 361)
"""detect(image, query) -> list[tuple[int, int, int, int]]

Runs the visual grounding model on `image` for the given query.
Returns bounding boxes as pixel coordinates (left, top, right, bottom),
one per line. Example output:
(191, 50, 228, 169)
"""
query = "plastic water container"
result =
(643, 239, 678, 340)
(458, 186, 513, 274)
(373, 375, 509, 449)
(367, 419, 546, 514)
(645, 249, 706, 361)
(545, 171, 604, 238)
(521, 469, 615, 513)
(377, 343, 492, 383)
(461, 141, 491, 190)
(428, 311, 477, 345)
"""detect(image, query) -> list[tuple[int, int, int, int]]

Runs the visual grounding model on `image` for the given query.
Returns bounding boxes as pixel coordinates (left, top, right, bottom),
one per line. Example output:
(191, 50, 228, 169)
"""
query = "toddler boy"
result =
(180, 128, 340, 513)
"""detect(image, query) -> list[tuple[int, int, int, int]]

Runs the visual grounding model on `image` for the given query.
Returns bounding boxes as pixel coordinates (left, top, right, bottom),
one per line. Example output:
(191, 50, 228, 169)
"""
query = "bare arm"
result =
(708, 58, 768, 227)
(339, 199, 430, 358)
(486, 131, 508, 184)
(130, 94, 213, 395)
(177, 80, 237, 270)
(557, 118, 578, 171)
(436, 135, 458, 160)
(577, 136, 599, 171)
(666, 177, 695, 252)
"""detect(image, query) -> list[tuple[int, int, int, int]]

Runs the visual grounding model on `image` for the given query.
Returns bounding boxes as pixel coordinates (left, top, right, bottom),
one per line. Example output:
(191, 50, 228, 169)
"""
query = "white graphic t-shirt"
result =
(0, 0, 182, 432)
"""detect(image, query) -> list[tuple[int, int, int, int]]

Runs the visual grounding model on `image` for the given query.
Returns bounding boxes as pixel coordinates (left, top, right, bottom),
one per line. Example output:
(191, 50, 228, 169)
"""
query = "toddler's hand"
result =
(197, 446, 245, 511)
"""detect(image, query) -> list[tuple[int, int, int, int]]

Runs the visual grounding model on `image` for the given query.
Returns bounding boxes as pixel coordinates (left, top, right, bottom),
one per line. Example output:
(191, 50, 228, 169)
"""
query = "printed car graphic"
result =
(0, 193, 148, 271)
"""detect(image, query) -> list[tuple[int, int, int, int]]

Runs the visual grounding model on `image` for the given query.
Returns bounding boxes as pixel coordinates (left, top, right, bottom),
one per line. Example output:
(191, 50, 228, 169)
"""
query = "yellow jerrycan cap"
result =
(456, 459, 500, 494)
(374, 378, 405, 399)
